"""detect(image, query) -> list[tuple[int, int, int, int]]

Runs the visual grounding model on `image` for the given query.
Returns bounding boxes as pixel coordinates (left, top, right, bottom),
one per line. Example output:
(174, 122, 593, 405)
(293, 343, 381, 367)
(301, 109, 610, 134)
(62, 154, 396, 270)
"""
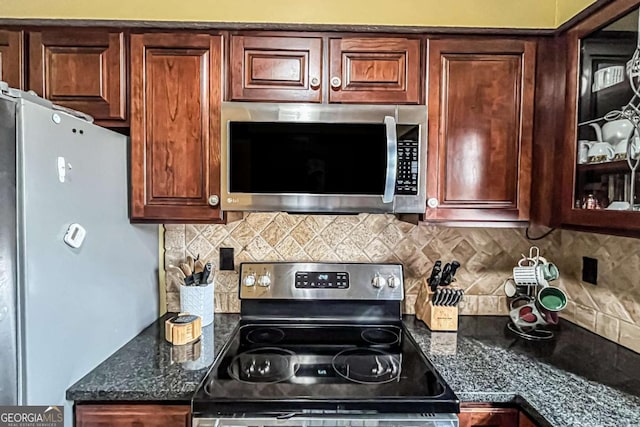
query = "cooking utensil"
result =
(428, 261, 442, 292)
(453, 289, 464, 306)
(187, 255, 195, 273)
(445, 289, 456, 306)
(443, 261, 460, 286)
(180, 263, 193, 278)
(438, 289, 448, 306)
(201, 262, 213, 285)
(433, 288, 444, 305)
(194, 259, 205, 274)
(440, 263, 452, 286)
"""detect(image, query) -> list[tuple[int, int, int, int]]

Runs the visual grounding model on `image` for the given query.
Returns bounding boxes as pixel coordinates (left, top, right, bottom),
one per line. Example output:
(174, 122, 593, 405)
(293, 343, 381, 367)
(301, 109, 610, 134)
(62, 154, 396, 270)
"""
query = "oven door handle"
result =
(383, 116, 397, 204)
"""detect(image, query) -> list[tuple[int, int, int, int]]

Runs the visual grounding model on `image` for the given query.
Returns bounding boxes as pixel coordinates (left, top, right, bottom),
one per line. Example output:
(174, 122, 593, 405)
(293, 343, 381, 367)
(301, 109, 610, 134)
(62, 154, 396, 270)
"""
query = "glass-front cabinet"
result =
(564, 3, 640, 233)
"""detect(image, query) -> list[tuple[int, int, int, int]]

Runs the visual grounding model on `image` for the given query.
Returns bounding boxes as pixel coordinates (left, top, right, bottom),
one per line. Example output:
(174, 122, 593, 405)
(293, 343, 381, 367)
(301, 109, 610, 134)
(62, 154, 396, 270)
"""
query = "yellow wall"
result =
(556, 0, 597, 26)
(0, 0, 596, 29)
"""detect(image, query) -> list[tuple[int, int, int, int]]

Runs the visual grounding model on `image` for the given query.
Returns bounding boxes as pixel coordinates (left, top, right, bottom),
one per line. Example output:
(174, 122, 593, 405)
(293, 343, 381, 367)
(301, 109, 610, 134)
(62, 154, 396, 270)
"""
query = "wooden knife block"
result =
(415, 278, 459, 331)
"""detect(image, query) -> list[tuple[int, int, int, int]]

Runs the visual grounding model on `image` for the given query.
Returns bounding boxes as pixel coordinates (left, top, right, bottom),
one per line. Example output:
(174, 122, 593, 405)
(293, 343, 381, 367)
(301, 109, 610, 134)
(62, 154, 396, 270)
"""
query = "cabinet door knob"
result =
(427, 198, 439, 208)
(330, 76, 342, 89)
(310, 77, 320, 89)
(208, 195, 220, 207)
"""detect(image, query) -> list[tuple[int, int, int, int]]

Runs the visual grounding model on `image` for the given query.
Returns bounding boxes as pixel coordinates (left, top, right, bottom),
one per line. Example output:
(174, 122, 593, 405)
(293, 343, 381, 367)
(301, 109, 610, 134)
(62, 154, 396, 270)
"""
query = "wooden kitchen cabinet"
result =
(328, 37, 421, 104)
(0, 30, 24, 89)
(28, 30, 127, 125)
(559, 1, 640, 234)
(459, 406, 519, 427)
(518, 411, 538, 427)
(426, 38, 536, 224)
(228, 34, 422, 104)
(130, 33, 224, 223)
(75, 404, 190, 427)
(229, 35, 323, 102)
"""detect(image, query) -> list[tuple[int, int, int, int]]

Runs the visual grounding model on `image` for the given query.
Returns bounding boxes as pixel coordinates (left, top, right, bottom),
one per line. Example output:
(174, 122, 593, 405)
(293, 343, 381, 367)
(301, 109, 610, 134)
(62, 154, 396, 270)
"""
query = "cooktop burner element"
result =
(361, 327, 401, 345)
(227, 347, 298, 384)
(192, 262, 459, 424)
(245, 327, 285, 344)
(332, 348, 400, 384)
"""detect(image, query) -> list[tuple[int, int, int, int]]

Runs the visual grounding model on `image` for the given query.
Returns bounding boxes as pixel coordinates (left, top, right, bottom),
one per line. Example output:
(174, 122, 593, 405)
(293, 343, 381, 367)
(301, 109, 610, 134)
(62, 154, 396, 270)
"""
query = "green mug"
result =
(537, 286, 567, 312)
(537, 262, 559, 282)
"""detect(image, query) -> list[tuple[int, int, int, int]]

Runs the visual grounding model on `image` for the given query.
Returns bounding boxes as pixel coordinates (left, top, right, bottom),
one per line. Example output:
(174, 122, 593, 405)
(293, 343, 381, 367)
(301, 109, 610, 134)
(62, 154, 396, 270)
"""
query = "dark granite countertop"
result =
(67, 314, 640, 427)
(66, 313, 240, 401)
(405, 316, 640, 427)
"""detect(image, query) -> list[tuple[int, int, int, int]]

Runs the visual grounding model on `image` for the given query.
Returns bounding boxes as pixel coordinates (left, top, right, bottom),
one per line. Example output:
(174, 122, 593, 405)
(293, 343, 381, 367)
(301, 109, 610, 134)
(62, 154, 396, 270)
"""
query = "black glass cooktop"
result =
(192, 322, 459, 416)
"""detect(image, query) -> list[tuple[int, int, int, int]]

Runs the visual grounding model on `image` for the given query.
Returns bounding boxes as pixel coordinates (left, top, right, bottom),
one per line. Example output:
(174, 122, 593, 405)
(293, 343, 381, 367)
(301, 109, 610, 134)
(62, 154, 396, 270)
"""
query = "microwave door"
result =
(383, 116, 398, 204)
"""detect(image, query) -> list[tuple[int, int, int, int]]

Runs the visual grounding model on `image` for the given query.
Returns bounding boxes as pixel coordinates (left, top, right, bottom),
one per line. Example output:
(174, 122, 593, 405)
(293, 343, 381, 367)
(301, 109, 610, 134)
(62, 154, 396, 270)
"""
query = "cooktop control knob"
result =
(243, 273, 256, 287)
(257, 272, 272, 287)
(371, 273, 386, 288)
(387, 275, 399, 288)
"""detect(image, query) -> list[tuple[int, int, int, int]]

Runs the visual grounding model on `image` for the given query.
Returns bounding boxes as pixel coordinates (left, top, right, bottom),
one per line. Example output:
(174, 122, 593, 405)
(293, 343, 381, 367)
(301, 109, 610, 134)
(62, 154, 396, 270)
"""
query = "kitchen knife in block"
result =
(415, 278, 459, 331)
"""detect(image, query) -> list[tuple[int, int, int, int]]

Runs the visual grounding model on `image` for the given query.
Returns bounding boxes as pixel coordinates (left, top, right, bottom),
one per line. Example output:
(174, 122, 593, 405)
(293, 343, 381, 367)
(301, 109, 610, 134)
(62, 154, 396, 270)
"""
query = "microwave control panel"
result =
(395, 138, 419, 195)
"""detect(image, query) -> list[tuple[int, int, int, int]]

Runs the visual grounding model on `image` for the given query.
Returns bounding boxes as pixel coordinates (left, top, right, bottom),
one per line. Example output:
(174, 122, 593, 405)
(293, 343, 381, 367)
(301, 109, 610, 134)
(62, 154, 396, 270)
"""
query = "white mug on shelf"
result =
(578, 140, 593, 164)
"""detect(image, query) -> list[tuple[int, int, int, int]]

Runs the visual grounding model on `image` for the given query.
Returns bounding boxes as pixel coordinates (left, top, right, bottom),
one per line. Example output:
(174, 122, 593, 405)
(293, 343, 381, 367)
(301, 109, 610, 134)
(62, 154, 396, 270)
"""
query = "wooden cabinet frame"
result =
(560, 0, 640, 234)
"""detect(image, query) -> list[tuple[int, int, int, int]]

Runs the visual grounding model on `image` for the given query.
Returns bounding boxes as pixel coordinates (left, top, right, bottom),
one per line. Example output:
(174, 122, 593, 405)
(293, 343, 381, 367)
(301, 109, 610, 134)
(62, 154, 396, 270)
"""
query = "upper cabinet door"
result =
(561, 4, 640, 233)
(0, 30, 24, 89)
(426, 39, 536, 224)
(28, 30, 126, 124)
(328, 37, 421, 104)
(130, 33, 223, 223)
(229, 35, 323, 102)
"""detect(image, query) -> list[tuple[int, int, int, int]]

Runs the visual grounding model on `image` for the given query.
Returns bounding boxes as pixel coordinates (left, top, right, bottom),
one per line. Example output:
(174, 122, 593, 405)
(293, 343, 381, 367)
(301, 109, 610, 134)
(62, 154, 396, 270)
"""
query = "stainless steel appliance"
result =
(192, 262, 459, 427)
(221, 103, 427, 214)
(0, 83, 158, 425)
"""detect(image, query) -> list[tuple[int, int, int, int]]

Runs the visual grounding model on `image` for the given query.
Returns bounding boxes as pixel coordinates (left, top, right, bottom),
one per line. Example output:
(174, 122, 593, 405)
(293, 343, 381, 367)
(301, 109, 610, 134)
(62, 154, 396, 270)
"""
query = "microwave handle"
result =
(383, 116, 398, 203)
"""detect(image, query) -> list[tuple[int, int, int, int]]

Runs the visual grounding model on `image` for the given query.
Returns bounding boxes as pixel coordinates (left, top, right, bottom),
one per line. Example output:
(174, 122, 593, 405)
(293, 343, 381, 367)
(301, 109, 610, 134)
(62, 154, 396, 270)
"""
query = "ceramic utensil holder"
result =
(179, 282, 214, 326)
(415, 278, 458, 332)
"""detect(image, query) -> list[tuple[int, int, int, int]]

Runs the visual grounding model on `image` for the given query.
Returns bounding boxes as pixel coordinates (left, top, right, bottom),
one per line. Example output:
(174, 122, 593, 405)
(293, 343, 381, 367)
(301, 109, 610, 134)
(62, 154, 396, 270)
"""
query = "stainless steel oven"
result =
(220, 103, 427, 214)
(192, 262, 459, 427)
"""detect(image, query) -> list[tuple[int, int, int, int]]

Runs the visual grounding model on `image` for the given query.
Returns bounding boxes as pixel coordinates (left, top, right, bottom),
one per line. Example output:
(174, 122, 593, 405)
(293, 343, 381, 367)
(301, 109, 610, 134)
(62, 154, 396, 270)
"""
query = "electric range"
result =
(192, 262, 459, 427)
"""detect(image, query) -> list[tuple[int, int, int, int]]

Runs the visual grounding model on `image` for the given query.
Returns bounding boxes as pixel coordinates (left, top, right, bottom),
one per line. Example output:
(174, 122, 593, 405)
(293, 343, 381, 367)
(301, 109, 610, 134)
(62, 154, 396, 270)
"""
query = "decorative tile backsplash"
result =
(163, 213, 640, 353)
(553, 230, 640, 354)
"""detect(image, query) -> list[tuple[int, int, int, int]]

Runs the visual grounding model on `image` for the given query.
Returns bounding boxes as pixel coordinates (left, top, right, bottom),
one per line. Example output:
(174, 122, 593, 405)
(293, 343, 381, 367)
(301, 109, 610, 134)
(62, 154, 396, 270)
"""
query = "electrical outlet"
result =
(220, 247, 235, 271)
(582, 257, 598, 285)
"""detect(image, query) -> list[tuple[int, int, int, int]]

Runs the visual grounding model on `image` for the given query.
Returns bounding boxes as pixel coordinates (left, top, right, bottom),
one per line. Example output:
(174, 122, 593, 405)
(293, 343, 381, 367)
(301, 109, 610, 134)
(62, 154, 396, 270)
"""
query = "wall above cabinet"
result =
(0, 0, 595, 29)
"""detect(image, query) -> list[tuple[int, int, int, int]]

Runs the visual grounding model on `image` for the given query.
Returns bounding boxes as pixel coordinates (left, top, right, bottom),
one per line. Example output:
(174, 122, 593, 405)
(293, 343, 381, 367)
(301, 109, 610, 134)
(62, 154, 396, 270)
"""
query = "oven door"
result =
(194, 415, 458, 427)
(220, 102, 427, 214)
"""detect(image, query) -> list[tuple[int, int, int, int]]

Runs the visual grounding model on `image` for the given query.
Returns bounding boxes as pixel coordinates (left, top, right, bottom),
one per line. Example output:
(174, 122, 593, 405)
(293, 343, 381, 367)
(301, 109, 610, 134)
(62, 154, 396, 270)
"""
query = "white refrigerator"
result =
(0, 83, 159, 425)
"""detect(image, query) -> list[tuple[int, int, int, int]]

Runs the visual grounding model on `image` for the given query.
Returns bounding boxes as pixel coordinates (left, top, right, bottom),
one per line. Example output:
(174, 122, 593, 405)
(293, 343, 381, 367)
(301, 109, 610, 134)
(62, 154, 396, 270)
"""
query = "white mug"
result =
(513, 265, 548, 287)
(578, 140, 593, 164)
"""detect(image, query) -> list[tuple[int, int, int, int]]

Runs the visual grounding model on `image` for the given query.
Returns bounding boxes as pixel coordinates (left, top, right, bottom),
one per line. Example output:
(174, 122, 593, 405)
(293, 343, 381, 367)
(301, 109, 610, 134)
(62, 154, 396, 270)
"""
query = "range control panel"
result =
(295, 272, 349, 289)
(239, 262, 403, 300)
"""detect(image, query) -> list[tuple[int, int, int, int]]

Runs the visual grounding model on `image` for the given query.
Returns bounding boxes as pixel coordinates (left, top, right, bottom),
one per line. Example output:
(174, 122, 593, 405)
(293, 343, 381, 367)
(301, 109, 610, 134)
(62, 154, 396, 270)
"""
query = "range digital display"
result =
(295, 271, 349, 289)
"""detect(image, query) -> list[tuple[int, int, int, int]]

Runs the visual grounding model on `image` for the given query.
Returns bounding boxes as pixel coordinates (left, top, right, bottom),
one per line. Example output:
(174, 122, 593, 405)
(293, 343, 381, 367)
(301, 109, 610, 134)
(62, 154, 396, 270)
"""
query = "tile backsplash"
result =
(553, 230, 640, 353)
(163, 213, 640, 353)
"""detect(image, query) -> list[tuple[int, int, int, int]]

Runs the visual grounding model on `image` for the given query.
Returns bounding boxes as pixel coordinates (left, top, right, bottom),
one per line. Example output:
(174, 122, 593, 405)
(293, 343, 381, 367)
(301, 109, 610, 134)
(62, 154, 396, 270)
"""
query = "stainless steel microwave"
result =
(220, 102, 427, 214)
